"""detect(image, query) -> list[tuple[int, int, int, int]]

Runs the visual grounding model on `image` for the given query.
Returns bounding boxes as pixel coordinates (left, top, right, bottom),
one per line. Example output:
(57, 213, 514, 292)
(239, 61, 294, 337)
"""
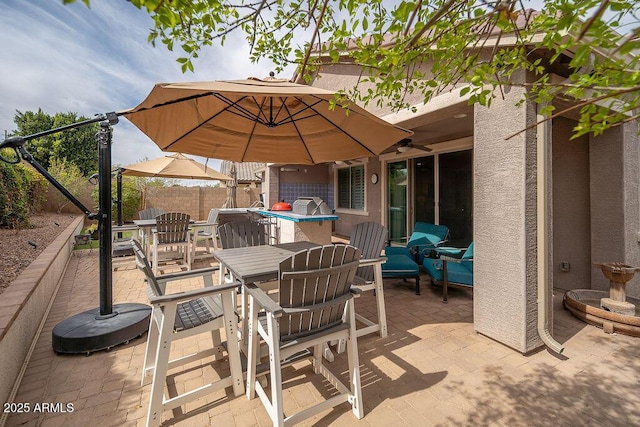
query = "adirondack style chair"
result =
(217, 220, 271, 343)
(132, 240, 243, 427)
(346, 221, 389, 339)
(151, 212, 192, 275)
(136, 208, 166, 251)
(245, 244, 364, 426)
(138, 207, 165, 220)
(218, 220, 267, 249)
(191, 208, 220, 261)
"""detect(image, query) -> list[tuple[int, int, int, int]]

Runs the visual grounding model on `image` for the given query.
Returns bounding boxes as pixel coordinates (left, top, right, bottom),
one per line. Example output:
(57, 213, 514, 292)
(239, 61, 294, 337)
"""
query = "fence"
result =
(44, 183, 263, 221)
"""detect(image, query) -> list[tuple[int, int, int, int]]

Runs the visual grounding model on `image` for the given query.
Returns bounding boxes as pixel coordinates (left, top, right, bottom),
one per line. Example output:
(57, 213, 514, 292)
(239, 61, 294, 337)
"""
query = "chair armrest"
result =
(245, 283, 285, 317)
(281, 292, 352, 315)
(149, 281, 238, 305)
(155, 266, 220, 285)
(358, 257, 387, 267)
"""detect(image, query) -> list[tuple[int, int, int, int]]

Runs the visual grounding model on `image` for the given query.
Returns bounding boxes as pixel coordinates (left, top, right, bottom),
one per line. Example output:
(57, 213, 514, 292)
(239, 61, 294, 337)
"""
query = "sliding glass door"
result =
(387, 150, 473, 247)
(414, 156, 435, 224)
(439, 150, 473, 247)
(387, 160, 407, 245)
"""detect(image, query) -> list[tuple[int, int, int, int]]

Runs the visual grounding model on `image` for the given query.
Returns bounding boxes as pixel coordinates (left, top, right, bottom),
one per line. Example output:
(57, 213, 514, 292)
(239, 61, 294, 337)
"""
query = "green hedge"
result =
(0, 162, 49, 228)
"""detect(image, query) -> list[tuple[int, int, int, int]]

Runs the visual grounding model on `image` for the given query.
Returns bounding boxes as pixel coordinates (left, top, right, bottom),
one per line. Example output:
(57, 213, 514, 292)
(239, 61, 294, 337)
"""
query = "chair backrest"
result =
(349, 222, 388, 282)
(218, 220, 266, 249)
(155, 212, 191, 244)
(139, 207, 166, 220)
(278, 244, 361, 342)
(201, 208, 220, 234)
(462, 242, 474, 259)
(132, 239, 163, 297)
(408, 222, 449, 249)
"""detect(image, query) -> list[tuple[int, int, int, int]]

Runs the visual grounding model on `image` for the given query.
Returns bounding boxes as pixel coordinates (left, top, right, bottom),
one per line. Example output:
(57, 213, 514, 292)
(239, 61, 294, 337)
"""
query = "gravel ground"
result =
(0, 212, 79, 293)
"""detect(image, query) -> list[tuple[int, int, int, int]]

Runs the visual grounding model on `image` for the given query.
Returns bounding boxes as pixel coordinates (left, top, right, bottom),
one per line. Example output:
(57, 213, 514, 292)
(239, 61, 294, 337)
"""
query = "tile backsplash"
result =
(278, 183, 334, 209)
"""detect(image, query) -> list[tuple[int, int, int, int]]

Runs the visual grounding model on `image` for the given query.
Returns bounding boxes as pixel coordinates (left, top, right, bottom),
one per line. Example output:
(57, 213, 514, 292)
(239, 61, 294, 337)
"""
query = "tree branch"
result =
(577, 0, 609, 41)
(295, 0, 329, 84)
(505, 85, 640, 139)
(406, 0, 459, 49)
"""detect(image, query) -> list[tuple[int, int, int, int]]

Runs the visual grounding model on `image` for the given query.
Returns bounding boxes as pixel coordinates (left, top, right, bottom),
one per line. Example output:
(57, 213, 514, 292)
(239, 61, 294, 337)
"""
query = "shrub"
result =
(91, 175, 142, 222)
(22, 164, 48, 213)
(48, 158, 86, 214)
(0, 162, 29, 228)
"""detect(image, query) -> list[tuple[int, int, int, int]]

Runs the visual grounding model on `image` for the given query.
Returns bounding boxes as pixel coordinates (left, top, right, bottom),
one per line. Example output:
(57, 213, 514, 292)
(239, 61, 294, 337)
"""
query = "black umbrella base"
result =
(52, 303, 151, 355)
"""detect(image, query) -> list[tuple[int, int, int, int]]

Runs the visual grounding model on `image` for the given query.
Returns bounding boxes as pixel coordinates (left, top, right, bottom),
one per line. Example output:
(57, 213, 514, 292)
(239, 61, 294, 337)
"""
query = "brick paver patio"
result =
(5, 250, 640, 427)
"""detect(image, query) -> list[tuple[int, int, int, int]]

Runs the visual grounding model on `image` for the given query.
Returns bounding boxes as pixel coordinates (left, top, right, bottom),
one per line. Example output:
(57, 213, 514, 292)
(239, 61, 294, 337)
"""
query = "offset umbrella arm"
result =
(0, 112, 119, 219)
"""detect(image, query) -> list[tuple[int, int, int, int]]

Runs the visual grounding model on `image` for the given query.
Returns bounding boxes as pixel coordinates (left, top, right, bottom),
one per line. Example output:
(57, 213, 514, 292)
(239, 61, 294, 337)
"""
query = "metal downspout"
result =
(536, 106, 565, 354)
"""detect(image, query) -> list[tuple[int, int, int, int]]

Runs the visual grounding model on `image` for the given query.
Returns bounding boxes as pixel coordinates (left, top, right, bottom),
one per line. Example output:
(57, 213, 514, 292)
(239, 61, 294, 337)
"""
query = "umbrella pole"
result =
(0, 113, 150, 355)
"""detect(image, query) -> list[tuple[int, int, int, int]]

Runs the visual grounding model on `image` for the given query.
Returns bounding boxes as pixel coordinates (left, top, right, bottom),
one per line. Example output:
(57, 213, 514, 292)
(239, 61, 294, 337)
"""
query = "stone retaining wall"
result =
(0, 216, 83, 406)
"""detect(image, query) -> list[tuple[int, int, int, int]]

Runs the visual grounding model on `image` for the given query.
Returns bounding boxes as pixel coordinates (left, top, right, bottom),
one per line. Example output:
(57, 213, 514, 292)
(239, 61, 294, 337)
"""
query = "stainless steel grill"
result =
(292, 197, 332, 215)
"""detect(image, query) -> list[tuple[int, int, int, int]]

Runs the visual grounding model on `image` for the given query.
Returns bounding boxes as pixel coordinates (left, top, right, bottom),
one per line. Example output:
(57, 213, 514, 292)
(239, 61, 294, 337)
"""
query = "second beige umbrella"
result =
(121, 152, 231, 180)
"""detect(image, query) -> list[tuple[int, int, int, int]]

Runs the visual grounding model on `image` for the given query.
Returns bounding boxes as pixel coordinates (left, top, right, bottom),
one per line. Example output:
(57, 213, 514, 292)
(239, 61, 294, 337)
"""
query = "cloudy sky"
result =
(0, 0, 294, 176)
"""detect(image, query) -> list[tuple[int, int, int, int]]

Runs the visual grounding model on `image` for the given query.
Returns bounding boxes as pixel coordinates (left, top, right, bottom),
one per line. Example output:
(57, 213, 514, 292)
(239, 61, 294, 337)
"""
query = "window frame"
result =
(335, 163, 366, 213)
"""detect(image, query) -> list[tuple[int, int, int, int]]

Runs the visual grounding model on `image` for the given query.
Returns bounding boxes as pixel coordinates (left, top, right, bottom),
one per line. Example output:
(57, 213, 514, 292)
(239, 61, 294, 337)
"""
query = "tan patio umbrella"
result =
(120, 76, 413, 165)
(121, 152, 231, 180)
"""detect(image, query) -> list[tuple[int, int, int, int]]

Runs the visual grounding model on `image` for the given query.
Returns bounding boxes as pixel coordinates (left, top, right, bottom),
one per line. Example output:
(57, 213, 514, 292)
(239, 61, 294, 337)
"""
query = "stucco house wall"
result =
(473, 77, 544, 353)
(552, 118, 591, 290)
(589, 122, 640, 296)
(332, 158, 385, 238)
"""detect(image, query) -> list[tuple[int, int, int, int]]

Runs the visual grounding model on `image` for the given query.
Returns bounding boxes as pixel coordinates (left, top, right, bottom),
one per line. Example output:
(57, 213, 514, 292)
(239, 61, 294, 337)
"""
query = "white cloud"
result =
(0, 0, 294, 177)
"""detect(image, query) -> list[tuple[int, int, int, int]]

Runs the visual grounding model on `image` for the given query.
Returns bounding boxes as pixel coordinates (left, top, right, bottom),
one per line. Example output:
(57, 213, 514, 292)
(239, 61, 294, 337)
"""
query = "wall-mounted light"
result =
(453, 113, 467, 119)
(280, 167, 299, 172)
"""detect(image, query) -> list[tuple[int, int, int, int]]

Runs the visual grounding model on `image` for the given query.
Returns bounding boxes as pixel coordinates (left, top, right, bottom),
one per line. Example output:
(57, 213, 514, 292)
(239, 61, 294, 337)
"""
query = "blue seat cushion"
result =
(423, 258, 473, 286)
(384, 246, 412, 258)
(382, 254, 420, 278)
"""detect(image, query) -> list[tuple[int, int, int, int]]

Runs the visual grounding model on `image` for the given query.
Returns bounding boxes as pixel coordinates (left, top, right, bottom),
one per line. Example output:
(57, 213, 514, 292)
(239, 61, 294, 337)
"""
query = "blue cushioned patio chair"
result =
(381, 253, 421, 295)
(384, 222, 449, 264)
(423, 243, 474, 303)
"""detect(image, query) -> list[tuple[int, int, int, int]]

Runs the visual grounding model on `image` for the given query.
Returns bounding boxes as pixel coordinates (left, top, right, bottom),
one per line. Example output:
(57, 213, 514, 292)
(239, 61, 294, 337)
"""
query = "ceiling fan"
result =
(394, 138, 432, 153)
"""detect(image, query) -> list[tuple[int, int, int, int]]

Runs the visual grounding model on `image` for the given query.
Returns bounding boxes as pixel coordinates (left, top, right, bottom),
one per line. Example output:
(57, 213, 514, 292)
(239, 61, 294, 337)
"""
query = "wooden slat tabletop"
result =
(212, 241, 320, 284)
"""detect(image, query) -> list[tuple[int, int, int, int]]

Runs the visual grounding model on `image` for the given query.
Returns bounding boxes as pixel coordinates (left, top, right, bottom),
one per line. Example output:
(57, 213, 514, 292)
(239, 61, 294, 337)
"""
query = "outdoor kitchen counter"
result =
(249, 209, 339, 244)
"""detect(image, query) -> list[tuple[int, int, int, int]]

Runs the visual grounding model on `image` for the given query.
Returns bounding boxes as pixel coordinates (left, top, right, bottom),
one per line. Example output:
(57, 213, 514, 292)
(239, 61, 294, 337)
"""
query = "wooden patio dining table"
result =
(213, 241, 320, 286)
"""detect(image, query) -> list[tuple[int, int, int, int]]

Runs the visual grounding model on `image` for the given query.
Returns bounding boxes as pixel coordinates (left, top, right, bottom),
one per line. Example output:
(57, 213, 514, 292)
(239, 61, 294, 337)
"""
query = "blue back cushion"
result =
(462, 242, 474, 259)
(407, 222, 449, 263)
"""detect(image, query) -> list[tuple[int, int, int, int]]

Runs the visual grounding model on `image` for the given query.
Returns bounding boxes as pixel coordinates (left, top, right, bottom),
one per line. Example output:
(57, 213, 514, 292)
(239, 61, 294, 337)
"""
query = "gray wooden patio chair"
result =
(245, 244, 364, 426)
(217, 220, 270, 343)
(218, 220, 267, 249)
(132, 240, 243, 427)
(191, 208, 220, 261)
(136, 208, 166, 251)
(138, 207, 165, 220)
(151, 212, 192, 275)
(345, 221, 389, 340)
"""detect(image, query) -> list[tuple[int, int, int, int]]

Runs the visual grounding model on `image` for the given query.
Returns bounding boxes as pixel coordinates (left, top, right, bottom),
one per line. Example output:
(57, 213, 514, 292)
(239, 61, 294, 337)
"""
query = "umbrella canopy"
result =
(121, 152, 231, 180)
(121, 77, 413, 165)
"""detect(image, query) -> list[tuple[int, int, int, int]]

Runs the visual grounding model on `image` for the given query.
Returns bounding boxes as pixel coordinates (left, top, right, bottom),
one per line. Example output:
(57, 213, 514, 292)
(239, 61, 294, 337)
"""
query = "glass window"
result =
(337, 165, 365, 210)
